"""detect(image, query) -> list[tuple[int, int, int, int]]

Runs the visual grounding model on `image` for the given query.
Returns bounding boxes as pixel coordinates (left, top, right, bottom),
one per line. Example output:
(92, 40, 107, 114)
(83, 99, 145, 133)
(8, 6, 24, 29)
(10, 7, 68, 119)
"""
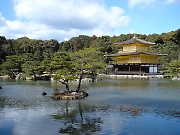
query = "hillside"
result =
(0, 29, 180, 77)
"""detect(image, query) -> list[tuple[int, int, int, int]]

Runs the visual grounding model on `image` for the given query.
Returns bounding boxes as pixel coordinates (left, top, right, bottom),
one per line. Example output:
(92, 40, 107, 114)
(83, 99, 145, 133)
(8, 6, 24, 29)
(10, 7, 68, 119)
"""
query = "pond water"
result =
(0, 77, 180, 135)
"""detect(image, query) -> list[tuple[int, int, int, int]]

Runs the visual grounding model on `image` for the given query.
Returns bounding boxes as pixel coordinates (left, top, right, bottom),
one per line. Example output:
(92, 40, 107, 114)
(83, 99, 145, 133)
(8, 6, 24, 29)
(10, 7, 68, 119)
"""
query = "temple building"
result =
(105, 37, 166, 75)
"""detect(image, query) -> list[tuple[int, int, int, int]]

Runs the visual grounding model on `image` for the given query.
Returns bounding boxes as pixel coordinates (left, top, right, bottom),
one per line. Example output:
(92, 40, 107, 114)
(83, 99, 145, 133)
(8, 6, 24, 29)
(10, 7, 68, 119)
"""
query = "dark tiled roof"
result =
(114, 37, 155, 45)
(104, 52, 167, 57)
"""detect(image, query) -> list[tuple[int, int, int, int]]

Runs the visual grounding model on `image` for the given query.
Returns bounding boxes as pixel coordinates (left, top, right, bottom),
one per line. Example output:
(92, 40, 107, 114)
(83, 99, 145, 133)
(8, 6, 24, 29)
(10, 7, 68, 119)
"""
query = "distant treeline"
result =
(0, 29, 180, 77)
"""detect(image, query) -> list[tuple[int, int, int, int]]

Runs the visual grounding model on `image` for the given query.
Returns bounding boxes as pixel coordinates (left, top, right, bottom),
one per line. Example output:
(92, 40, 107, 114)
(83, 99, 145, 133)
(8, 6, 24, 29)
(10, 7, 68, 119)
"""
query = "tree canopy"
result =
(165, 60, 180, 77)
(0, 29, 180, 78)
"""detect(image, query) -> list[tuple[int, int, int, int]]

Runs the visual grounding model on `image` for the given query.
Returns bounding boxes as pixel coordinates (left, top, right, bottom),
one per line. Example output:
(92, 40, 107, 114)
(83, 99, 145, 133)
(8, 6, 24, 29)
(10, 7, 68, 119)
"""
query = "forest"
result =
(0, 29, 180, 80)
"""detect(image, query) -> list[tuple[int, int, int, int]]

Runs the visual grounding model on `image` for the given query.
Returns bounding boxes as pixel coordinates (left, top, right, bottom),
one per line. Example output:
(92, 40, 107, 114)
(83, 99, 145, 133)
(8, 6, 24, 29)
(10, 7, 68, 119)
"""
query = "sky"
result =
(0, 0, 180, 42)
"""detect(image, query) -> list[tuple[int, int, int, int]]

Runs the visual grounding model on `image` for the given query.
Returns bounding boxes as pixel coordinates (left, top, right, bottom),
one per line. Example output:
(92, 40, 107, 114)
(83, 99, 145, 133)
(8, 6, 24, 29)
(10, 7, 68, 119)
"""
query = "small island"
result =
(51, 89, 88, 100)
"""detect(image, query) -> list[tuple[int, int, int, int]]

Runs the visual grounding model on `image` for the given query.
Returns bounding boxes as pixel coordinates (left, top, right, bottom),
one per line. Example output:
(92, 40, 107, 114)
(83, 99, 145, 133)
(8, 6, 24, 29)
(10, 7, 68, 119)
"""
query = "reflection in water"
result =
(52, 101, 103, 134)
(0, 78, 180, 135)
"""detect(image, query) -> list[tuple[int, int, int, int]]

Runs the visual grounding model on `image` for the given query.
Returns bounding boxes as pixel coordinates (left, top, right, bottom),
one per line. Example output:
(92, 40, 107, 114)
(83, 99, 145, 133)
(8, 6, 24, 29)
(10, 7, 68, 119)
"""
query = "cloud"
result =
(165, 0, 180, 3)
(0, 12, 7, 27)
(128, 0, 157, 8)
(0, 0, 130, 41)
(0, 18, 80, 41)
(128, 0, 180, 8)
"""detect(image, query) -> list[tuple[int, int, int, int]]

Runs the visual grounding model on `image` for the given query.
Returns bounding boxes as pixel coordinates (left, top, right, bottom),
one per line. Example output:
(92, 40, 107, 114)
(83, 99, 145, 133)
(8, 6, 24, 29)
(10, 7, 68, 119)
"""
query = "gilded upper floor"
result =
(115, 37, 155, 53)
(104, 37, 166, 65)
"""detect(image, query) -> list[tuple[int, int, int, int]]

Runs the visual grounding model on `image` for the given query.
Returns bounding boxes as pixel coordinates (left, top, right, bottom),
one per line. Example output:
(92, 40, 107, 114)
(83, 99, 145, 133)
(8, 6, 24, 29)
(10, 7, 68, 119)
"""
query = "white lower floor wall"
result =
(149, 65, 157, 73)
(141, 64, 158, 73)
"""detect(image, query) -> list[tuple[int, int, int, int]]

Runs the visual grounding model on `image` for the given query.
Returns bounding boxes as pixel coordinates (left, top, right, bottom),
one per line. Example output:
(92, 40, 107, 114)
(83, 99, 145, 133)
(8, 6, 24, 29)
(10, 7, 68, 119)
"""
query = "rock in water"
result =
(42, 92, 47, 96)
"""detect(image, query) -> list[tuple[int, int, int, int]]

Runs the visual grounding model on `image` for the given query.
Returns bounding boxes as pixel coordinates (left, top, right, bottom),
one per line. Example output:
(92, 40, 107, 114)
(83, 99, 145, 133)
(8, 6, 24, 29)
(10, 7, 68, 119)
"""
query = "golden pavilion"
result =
(105, 37, 166, 75)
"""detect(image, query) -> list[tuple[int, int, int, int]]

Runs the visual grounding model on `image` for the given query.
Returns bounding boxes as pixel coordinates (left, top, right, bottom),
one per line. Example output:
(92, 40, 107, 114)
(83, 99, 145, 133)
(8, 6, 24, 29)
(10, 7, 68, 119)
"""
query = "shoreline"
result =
(0, 74, 177, 81)
(98, 74, 164, 79)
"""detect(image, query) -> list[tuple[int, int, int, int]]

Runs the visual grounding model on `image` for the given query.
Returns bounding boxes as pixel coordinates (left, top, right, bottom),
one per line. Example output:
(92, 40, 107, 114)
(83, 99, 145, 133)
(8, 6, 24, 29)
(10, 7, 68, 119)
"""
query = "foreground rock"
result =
(51, 90, 89, 100)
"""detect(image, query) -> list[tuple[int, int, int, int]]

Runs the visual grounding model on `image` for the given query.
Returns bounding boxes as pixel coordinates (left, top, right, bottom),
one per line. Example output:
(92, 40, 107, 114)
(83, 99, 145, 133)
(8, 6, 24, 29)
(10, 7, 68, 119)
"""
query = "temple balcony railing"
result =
(109, 61, 159, 65)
